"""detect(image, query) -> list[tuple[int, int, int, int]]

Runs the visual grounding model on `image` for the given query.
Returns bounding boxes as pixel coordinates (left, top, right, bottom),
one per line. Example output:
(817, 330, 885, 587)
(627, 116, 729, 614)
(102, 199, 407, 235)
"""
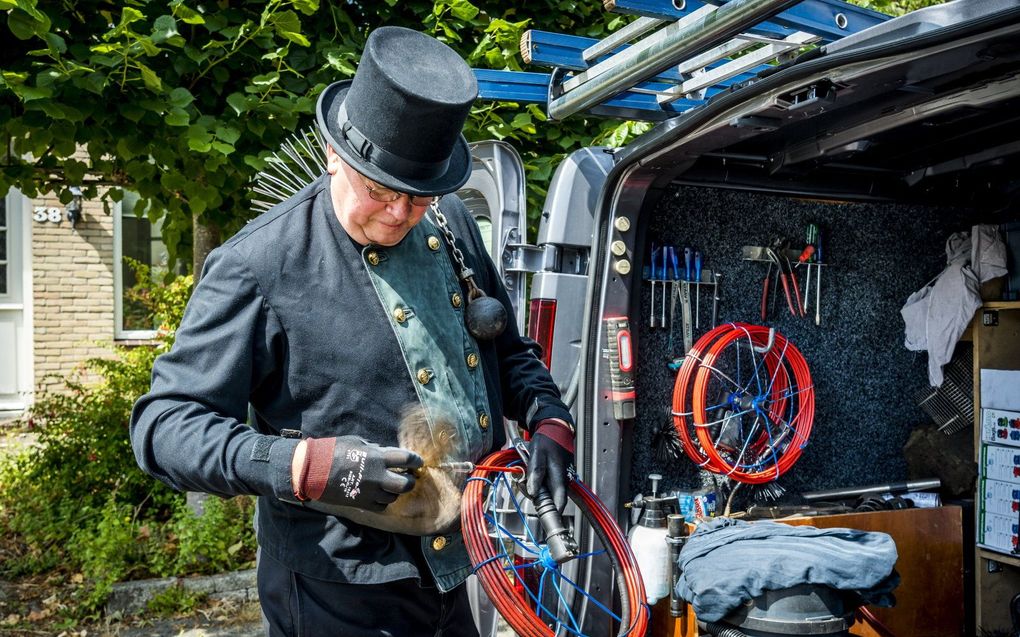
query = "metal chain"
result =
(430, 199, 484, 299)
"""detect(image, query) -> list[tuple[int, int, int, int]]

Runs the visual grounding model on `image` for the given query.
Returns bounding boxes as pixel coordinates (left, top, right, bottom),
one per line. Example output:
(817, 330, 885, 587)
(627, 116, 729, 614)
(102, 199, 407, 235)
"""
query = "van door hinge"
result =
(502, 227, 554, 275)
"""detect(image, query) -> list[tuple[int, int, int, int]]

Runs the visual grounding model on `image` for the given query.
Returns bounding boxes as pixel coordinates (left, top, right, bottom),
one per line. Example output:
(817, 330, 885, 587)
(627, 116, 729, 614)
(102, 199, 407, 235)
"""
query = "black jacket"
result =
(129, 174, 571, 582)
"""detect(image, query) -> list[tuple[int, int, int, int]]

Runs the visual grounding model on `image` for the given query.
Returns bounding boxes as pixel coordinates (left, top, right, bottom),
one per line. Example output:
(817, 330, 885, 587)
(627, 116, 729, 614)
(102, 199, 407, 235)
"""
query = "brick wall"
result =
(30, 193, 115, 394)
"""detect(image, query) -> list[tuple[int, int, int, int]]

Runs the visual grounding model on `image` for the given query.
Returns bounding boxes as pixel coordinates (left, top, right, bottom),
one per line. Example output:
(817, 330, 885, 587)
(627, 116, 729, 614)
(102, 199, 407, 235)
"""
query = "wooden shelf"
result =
(978, 547, 1020, 570)
(974, 302, 1020, 635)
(981, 301, 1020, 310)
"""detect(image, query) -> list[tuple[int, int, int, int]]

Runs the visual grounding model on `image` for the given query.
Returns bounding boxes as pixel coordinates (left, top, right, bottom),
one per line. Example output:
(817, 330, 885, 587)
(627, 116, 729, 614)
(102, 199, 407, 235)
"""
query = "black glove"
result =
(526, 419, 575, 513)
(293, 436, 423, 512)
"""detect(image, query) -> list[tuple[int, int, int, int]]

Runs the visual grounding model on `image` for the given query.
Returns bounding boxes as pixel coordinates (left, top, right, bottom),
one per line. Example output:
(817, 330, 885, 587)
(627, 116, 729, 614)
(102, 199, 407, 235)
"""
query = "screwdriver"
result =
(815, 228, 823, 325)
(661, 246, 670, 329)
(797, 244, 815, 315)
(647, 243, 658, 329)
(804, 224, 819, 315)
(670, 246, 681, 332)
(694, 250, 702, 329)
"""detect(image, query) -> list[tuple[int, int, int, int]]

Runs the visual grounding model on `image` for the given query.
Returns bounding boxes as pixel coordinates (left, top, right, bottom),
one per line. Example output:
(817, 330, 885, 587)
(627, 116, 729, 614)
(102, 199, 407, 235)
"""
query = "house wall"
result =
(29, 193, 115, 394)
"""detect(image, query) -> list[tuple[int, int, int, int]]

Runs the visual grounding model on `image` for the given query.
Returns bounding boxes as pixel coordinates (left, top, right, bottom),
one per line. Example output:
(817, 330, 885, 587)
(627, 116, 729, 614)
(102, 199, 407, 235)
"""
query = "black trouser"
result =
(257, 549, 481, 637)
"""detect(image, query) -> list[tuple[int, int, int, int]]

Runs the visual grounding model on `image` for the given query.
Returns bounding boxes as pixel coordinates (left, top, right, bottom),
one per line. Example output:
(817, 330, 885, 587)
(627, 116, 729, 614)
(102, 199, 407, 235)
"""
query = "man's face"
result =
(327, 146, 430, 246)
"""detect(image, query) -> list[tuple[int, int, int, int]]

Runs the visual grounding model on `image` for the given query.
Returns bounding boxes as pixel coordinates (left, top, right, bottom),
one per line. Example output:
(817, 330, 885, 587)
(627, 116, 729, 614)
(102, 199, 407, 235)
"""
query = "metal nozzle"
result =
(437, 461, 476, 474)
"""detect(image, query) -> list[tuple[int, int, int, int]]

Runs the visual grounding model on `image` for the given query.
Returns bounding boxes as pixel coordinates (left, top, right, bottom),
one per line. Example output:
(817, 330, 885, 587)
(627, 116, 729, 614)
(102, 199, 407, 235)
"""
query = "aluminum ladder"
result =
(474, 0, 890, 121)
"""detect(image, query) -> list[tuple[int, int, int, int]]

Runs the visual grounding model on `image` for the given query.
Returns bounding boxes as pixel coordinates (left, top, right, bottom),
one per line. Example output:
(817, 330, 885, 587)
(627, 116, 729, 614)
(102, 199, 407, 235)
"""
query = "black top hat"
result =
(316, 27, 478, 197)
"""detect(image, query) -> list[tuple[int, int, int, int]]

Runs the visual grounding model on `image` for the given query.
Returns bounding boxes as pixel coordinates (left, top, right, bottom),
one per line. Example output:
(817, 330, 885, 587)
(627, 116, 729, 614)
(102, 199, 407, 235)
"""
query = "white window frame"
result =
(113, 194, 164, 341)
(0, 189, 34, 413)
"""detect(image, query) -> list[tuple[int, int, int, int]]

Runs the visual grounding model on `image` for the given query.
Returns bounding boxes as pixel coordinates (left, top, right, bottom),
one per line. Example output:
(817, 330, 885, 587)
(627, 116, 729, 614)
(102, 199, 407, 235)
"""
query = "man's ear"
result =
(325, 144, 343, 175)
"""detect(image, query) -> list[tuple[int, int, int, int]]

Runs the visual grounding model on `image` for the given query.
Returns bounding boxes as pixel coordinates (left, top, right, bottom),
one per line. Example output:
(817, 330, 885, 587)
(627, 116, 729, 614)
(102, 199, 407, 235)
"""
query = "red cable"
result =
(462, 449, 649, 637)
(856, 605, 897, 637)
(673, 323, 814, 484)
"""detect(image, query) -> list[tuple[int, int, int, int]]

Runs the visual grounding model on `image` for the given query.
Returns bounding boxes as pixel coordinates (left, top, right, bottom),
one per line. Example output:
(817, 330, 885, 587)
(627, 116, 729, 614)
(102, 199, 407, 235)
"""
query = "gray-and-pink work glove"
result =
(291, 436, 422, 512)
(526, 418, 575, 513)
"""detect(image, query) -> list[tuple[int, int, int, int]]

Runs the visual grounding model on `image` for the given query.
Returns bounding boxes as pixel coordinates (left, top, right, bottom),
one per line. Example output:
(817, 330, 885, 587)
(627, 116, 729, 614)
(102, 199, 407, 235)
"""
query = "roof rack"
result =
(474, 0, 888, 121)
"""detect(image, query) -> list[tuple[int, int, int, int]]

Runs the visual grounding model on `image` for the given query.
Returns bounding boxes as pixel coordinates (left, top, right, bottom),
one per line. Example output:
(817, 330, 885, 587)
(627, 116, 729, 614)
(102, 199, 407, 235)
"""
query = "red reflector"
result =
(528, 299, 557, 370)
(617, 329, 633, 372)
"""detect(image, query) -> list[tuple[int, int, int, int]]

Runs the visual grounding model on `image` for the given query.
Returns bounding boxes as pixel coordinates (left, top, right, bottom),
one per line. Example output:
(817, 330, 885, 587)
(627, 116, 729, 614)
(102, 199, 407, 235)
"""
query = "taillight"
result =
(528, 298, 557, 370)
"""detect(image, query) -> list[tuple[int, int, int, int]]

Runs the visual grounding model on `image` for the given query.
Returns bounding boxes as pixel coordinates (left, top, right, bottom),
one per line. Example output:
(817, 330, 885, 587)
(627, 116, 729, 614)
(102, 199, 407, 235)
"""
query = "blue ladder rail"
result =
(607, 0, 889, 42)
(473, 0, 889, 120)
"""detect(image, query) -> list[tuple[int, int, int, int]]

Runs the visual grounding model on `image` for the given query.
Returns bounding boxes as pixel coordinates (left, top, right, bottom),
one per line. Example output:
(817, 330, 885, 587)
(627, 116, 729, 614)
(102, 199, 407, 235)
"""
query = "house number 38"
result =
(33, 207, 63, 223)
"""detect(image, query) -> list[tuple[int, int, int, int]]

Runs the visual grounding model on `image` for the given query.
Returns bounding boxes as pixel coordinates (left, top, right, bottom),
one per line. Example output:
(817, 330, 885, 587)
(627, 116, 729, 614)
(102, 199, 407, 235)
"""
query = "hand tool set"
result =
(645, 243, 721, 362)
(744, 224, 825, 325)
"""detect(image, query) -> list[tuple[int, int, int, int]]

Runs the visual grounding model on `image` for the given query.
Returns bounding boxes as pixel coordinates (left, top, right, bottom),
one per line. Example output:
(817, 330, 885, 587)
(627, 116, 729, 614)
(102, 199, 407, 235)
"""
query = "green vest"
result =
(362, 215, 492, 592)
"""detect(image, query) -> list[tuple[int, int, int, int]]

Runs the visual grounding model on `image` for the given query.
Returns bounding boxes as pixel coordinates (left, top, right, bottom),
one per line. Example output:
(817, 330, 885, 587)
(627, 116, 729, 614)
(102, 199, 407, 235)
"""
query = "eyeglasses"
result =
(356, 172, 434, 207)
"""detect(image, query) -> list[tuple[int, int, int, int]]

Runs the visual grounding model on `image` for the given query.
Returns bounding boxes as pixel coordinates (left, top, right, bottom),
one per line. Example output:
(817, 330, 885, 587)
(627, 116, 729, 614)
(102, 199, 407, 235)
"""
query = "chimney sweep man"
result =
(130, 26, 575, 637)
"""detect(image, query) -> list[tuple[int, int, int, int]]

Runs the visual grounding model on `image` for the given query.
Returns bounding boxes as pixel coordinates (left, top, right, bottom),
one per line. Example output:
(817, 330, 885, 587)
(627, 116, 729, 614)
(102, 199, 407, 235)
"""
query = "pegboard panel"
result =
(627, 185, 980, 501)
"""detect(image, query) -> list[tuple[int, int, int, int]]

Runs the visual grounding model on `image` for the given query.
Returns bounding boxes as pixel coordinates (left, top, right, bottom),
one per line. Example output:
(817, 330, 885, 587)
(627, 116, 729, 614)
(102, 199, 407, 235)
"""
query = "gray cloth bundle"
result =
(676, 517, 899, 623)
(901, 224, 1007, 386)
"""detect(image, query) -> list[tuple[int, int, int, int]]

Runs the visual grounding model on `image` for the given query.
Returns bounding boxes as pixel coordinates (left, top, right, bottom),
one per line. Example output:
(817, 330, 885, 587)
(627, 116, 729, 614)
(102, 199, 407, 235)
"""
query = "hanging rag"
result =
(675, 517, 899, 623)
(901, 224, 1007, 386)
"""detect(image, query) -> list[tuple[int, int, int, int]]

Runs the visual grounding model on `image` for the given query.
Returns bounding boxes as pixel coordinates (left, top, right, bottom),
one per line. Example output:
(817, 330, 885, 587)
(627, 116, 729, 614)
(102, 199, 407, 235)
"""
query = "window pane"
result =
(0, 229, 6, 261)
(119, 192, 180, 334)
(0, 198, 6, 227)
(121, 215, 153, 332)
(0, 264, 6, 296)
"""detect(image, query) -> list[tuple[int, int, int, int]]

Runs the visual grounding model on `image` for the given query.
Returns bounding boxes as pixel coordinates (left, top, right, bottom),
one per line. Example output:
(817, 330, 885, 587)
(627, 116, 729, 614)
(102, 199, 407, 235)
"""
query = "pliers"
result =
(764, 240, 805, 318)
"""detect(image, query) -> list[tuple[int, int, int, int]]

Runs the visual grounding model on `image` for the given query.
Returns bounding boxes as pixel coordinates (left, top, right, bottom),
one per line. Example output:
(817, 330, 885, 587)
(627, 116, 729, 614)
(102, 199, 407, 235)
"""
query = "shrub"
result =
(0, 265, 257, 616)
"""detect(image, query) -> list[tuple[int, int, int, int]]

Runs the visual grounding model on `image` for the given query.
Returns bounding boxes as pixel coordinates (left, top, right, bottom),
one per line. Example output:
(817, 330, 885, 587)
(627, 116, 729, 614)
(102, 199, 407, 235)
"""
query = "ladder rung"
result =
(583, 16, 667, 62)
(523, 29, 761, 89)
(659, 30, 818, 104)
(606, 0, 888, 43)
(560, 4, 717, 94)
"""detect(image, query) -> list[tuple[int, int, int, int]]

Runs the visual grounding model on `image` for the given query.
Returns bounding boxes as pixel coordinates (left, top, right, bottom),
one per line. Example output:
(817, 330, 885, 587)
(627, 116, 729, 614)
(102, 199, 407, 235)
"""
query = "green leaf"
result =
(119, 103, 146, 122)
(1, 71, 28, 85)
(137, 36, 161, 56)
(226, 92, 249, 115)
(152, 15, 178, 42)
(251, 71, 280, 87)
(270, 11, 309, 47)
(172, 2, 205, 25)
(186, 124, 213, 152)
(44, 32, 67, 54)
(169, 87, 194, 108)
(137, 63, 162, 91)
(210, 141, 234, 155)
(292, 0, 319, 16)
(165, 107, 190, 127)
(16, 85, 53, 101)
(324, 49, 356, 75)
(120, 7, 145, 28)
(214, 125, 240, 145)
(449, 0, 480, 21)
(8, 10, 40, 40)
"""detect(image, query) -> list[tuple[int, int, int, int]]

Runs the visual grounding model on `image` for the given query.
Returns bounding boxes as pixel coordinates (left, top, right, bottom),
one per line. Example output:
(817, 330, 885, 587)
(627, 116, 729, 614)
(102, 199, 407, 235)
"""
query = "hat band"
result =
(337, 103, 451, 182)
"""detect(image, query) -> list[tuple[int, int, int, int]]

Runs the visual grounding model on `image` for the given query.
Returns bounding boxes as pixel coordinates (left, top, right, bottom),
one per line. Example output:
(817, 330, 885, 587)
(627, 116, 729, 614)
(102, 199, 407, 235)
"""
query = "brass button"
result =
(417, 368, 433, 385)
(432, 536, 448, 551)
(393, 308, 406, 323)
(427, 236, 441, 251)
(478, 413, 490, 430)
(367, 251, 380, 266)
(451, 293, 462, 308)
(466, 353, 479, 369)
